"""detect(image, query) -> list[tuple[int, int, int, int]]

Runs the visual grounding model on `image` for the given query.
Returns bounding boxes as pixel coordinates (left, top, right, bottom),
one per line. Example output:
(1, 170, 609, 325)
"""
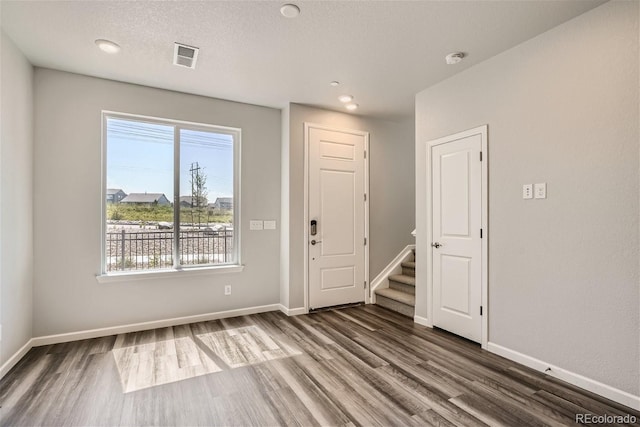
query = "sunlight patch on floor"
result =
(112, 325, 300, 393)
(113, 335, 222, 393)
(197, 325, 302, 368)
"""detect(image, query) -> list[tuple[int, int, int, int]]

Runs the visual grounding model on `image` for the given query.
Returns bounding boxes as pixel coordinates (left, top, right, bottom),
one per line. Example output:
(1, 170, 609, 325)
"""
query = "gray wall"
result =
(0, 31, 34, 365)
(282, 103, 415, 309)
(33, 69, 281, 336)
(415, 1, 639, 395)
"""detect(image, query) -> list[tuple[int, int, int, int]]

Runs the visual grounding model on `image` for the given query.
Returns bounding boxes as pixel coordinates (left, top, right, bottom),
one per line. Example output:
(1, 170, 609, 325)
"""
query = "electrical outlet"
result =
(224, 285, 231, 296)
(534, 183, 547, 199)
(263, 220, 277, 230)
(522, 184, 533, 199)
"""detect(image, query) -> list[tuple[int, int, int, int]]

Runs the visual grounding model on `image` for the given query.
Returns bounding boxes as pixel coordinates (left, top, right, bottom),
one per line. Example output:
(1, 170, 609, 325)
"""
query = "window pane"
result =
(105, 118, 175, 271)
(179, 129, 234, 266)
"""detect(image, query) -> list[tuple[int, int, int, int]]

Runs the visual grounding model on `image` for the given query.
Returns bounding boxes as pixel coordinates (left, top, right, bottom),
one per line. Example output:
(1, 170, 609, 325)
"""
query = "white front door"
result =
(307, 125, 367, 310)
(431, 130, 484, 343)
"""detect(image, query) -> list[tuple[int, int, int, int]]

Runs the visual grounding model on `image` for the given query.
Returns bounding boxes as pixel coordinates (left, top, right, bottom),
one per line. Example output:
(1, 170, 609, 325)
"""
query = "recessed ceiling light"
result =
(330, 81, 340, 87)
(345, 103, 359, 111)
(95, 39, 121, 54)
(445, 52, 465, 65)
(280, 4, 300, 18)
(338, 95, 354, 103)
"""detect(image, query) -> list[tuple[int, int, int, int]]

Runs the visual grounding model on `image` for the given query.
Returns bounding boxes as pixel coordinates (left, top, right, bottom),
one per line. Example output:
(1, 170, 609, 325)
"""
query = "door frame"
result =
(303, 122, 370, 311)
(425, 125, 488, 349)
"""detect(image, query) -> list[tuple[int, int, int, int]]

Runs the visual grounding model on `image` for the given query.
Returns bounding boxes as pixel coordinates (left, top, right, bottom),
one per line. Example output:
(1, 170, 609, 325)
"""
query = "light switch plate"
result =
(264, 220, 277, 230)
(523, 184, 533, 199)
(249, 220, 263, 230)
(534, 183, 547, 199)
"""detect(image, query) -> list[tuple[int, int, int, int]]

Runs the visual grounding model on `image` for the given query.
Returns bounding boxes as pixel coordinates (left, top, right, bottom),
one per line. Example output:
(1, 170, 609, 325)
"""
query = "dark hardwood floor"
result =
(0, 305, 638, 426)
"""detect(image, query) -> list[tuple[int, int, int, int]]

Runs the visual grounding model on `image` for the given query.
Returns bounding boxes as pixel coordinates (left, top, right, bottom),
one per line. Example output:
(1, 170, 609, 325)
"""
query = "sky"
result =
(106, 117, 234, 203)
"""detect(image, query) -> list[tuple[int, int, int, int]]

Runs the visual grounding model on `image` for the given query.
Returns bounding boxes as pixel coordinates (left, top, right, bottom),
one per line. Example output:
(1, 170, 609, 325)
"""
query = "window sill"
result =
(96, 264, 244, 284)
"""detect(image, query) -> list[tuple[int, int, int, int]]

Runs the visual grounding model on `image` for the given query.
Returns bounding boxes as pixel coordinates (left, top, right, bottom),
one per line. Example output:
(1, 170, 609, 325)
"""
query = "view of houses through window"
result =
(104, 114, 238, 272)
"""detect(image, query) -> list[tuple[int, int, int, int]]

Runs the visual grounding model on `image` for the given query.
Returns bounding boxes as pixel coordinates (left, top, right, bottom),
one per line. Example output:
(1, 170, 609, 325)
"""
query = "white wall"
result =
(416, 1, 639, 396)
(280, 105, 291, 309)
(282, 103, 415, 309)
(0, 31, 34, 365)
(33, 69, 281, 336)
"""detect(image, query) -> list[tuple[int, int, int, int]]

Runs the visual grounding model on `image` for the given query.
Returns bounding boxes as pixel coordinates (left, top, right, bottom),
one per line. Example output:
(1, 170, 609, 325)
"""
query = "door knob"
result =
(311, 240, 322, 245)
(431, 242, 442, 248)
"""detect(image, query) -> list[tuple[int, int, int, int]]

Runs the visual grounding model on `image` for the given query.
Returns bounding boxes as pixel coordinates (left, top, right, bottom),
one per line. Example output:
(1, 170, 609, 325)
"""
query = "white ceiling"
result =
(1, 0, 606, 120)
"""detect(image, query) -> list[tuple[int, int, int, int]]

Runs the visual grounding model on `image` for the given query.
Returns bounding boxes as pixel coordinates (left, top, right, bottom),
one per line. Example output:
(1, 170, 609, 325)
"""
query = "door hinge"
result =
(480, 228, 483, 238)
(480, 151, 483, 161)
(364, 150, 367, 159)
(364, 193, 367, 202)
(364, 237, 367, 245)
(364, 281, 367, 289)
(480, 306, 483, 316)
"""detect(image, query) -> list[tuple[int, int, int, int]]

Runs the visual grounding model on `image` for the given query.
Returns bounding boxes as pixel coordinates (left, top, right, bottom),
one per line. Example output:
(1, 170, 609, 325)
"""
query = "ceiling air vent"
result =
(173, 43, 199, 69)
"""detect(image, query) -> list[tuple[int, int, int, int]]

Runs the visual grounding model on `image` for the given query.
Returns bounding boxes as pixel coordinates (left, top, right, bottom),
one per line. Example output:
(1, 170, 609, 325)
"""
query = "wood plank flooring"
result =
(0, 305, 638, 426)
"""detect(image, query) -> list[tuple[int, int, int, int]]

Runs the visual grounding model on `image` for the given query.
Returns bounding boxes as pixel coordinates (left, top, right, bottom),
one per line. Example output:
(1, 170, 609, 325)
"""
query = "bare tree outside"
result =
(189, 161, 208, 227)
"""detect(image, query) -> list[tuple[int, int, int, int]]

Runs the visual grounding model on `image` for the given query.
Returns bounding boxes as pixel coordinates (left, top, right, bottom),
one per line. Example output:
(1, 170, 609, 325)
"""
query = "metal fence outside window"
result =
(105, 228, 233, 271)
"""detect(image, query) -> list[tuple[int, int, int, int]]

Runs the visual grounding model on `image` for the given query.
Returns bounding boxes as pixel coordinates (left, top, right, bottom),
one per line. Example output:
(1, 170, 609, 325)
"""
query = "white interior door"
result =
(308, 125, 367, 310)
(431, 132, 483, 343)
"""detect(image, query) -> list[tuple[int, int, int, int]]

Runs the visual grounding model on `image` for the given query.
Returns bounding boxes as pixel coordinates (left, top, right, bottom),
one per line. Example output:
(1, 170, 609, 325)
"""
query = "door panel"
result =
(320, 170, 355, 256)
(321, 266, 356, 290)
(432, 133, 482, 342)
(308, 126, 366, 310)
(441, 151, 470, 237)
(320, 140, 355, 160)
(440, 255, 471, 315)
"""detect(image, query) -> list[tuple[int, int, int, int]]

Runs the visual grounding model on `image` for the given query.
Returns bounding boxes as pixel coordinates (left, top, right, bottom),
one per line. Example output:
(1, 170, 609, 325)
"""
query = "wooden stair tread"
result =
(388, 274, 415, 286)
(375, 288, 415, 307)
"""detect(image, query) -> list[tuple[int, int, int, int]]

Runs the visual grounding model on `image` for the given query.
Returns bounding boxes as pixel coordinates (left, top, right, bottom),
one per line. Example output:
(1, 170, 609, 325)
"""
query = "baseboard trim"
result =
(31, 304, 281, 347)
(278, 305, 307, 316)
(413, 315, 431, 327)
(0, 339, 34, 378)
(487, 342, 640, 411)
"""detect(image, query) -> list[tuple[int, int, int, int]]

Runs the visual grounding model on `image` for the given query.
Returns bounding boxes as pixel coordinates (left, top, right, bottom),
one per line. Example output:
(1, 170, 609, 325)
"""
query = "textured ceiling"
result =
(1, 0, 606, 120)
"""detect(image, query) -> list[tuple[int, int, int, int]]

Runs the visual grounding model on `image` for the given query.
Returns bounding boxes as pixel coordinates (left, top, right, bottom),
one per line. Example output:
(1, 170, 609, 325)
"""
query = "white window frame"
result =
(99, 111, 242, 279)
